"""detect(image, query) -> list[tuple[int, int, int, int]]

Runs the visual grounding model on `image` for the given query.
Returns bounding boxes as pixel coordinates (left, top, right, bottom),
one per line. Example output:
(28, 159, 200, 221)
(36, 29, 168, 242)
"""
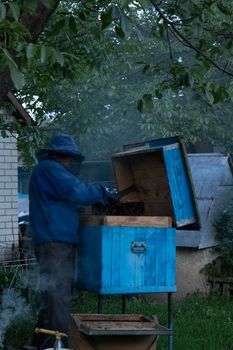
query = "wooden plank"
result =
(105, 216, 172, 228)
(209, 277, 233, 283)
(163, 147, 196, 226)
(102, 226, 113, 288)
(111, 226, 121, 287)
(155, 228, 166, 286)
(118, 227, 136, 289)
(73, 314, 150, 322)
(7, 91, 34, 125)
(166, 228, 176, 288)
(81, 215, 172, 228)
(112, 150, 176, 222)
(112, 157, 139, 202)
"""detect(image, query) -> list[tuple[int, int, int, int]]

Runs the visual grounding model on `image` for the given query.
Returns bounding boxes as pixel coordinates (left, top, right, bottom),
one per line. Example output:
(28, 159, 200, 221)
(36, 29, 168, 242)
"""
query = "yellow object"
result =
(35, 327, 68, 340)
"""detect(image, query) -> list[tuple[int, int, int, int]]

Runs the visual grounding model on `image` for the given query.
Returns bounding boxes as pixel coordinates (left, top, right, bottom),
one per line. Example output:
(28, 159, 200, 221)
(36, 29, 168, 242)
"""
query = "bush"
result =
(202, 201, 233, 278)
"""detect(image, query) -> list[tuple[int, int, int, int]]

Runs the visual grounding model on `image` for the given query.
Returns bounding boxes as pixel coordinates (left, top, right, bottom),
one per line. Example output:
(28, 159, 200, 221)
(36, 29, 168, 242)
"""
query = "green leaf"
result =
(137, 99, 143, 112)
(26, 43, 35, 59)
(137, 0, 150, 10)
(78, 12, 86, 21)
(16, 42, 24, 52)
(62, 52, 80, 62)
(217, 3, 230, 15)
(54, 51, 64, 66)
(10, 67, 25, 90)
(9, 3, 20, 21)
(115, 25, 125, 39)
(124, 62, 132, 72)
(120, 14, 130, 36)
(180, 73, 190, 87)
(202, 59, 212, 70)
(69, 16, 77, 33)
(51, 19, 66, 35)
(0, 3, 6, 21)
(40, 46, 49, 64)
(158, 24, 165, 38)
(205, 89, 214, 104)
(143, 94, 154, 112)
(142, 64, 150, 74)
(112, 5, 121, 19)
(212, 86, 229, 104)
(121, 0, 131, 9)
(188, 74, 195, 88)
(2, 49, 17, 68)
(101, 6, 113, 30)
(42, 0, 54, 9)
(155, 89, 162, 99)
(23, 0, 38, 13)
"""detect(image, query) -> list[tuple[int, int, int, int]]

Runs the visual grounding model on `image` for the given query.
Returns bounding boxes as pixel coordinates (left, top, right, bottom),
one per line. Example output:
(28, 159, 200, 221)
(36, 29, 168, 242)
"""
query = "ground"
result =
(2, 285, 233, 350)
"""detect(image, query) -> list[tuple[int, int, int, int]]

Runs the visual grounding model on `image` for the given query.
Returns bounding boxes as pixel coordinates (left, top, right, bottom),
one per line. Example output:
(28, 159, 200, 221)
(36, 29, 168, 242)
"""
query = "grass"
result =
(2, 291, 233, 350)
(71, 291, 233, 350)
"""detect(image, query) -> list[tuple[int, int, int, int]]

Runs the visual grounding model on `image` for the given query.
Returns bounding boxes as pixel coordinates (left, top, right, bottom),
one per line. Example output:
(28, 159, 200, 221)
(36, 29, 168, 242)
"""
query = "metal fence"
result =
(0, 241, 36, 268)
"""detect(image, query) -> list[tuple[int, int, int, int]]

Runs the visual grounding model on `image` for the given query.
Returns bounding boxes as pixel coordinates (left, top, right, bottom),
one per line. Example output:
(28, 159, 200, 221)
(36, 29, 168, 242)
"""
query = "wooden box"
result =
(112, 136, 199, 229)
(77, 136, 199, 294)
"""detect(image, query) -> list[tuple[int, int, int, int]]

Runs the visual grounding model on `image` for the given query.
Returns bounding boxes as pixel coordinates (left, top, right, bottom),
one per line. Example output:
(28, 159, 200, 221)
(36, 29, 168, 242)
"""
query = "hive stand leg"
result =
(98, 294, 103, 314)
(122, 294, 126, 314)
(168, 292, 173, 350)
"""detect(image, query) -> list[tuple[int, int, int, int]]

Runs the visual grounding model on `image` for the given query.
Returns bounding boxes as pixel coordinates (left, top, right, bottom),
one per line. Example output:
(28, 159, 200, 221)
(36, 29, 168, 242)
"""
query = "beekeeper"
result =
(29, 133, 114, 349)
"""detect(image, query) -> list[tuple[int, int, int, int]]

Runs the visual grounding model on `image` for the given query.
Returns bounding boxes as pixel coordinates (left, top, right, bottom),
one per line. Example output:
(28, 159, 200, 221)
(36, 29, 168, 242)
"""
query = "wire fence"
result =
(0, 241, 36, 268)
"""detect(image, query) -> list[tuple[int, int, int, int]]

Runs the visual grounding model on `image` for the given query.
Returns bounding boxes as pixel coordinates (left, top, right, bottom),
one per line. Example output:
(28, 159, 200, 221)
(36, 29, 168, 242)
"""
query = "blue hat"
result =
(42, 133, 85, 160)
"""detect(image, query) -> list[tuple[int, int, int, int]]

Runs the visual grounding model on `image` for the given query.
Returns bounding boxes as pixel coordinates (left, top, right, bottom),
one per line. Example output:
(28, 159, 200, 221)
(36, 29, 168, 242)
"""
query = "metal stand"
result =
(98, 294, 103, 314)
(168, 292, 173, 350)
(122, 294, 126, 314)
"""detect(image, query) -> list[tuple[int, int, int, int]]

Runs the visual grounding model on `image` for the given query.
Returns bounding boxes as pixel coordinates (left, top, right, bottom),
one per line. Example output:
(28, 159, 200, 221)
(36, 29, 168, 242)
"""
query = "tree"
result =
(0, 0, 61, 102)
(20, 2, 233, 161)
(0, 1, 233, 164)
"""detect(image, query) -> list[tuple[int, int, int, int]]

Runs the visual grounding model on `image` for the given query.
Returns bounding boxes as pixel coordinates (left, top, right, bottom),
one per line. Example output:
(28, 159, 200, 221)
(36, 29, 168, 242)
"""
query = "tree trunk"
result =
(0, 0, 61, 105)
(0, 71, 12, 105)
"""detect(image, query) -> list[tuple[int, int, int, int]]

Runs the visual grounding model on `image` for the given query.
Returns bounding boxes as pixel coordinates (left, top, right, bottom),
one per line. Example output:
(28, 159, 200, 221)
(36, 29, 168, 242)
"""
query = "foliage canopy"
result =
(0, 1, 232, 163)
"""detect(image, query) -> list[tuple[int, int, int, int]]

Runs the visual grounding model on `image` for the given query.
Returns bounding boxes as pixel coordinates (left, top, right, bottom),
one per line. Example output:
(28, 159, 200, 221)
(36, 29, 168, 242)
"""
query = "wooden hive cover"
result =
(111, 136, 200, 229)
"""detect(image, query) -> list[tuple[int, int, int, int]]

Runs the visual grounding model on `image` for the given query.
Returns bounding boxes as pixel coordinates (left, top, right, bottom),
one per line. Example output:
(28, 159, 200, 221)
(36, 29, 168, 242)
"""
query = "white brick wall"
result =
(0, 134, 18, 251)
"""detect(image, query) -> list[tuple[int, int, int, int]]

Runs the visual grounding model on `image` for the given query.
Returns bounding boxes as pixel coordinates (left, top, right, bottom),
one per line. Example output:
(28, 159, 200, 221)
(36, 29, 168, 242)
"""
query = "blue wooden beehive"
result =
(77, 136, 199, 294)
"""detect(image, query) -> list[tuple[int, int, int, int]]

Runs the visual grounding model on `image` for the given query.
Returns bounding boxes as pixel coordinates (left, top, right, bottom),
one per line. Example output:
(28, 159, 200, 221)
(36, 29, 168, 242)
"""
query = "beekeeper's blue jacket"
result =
(29, 133, 108, 245)
(29, 158, 107, 245)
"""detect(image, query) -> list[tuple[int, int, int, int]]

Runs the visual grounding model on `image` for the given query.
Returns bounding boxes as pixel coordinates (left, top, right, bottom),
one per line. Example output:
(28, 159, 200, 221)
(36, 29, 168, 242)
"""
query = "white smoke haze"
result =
(0, 289, 31, 346)
(17, 266, 40, 292)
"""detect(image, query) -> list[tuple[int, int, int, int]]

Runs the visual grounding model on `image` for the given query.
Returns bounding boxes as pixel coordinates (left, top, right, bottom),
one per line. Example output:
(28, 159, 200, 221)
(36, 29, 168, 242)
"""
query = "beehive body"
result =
(77, 226, 176, 294)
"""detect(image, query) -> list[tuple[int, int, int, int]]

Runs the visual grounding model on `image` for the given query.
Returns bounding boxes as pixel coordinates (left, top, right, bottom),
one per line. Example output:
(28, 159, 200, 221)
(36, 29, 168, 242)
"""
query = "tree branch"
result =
(151, 1, 233, 77)
(165, 23, 173, 62)
(0, 0, 61, 104)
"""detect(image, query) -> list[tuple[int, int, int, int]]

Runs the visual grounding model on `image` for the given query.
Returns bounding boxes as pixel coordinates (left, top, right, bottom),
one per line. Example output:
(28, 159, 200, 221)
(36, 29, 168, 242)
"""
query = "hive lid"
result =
(111, 136, 200, 230)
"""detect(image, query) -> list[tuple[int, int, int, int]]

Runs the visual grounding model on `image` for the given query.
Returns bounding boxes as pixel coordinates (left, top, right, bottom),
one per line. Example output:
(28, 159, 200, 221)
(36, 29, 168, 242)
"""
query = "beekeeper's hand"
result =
(105, 186, 119, 204)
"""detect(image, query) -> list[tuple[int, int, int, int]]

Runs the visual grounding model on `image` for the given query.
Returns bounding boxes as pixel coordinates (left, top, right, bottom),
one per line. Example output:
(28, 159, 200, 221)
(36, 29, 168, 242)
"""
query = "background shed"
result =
(177, 153, 233, 249)
(175, 153, 233, 299)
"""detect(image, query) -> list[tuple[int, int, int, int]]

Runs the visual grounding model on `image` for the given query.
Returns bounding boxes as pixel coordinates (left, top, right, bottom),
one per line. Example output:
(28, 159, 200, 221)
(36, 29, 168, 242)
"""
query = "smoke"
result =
(0, 288, 31, 346)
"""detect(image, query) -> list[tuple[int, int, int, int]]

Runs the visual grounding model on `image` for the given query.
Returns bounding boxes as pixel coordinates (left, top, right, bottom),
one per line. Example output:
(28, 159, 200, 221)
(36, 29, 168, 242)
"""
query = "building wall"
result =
(0, 134, 18, 262)
(175, 247, 217, 300)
